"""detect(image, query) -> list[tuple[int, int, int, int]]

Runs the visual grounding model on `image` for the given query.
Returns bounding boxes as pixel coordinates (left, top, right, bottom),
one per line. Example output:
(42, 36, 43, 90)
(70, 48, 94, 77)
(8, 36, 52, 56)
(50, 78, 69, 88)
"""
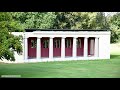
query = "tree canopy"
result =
(0, 12, 22, 61)
(11, 12, 56, 29)
(52, 12, 108, 29)
(107, 12, 120, 43)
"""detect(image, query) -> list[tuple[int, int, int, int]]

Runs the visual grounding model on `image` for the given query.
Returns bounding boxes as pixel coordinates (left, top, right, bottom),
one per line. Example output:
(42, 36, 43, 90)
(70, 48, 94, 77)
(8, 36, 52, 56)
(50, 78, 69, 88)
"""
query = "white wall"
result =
(99, 34, 110, 59)
(25, 31, 110, 38)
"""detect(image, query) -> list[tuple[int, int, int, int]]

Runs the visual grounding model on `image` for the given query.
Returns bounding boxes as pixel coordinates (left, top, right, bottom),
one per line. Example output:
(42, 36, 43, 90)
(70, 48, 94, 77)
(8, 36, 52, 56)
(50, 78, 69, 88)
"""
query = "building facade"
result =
(11, 29, 110, 63)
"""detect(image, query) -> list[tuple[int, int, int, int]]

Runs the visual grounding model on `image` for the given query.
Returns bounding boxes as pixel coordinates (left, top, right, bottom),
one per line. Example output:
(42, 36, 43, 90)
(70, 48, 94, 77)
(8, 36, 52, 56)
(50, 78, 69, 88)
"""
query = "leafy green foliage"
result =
(11, 12, 56, 29)
(11, 12, 110, 31)
(52, 12, 108, 29)
(0, 12, 22, 61)
(108, 13, 120, 43)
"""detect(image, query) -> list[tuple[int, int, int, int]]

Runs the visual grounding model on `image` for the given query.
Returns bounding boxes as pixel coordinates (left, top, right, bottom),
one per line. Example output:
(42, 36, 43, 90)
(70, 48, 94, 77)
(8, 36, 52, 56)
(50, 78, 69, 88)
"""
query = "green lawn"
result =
(0, 43, 120, 78)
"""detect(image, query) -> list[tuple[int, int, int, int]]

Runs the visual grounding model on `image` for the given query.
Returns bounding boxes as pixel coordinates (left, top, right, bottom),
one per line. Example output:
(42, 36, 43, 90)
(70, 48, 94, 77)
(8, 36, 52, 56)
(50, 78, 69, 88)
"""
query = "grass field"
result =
(0, 43, 120, 78)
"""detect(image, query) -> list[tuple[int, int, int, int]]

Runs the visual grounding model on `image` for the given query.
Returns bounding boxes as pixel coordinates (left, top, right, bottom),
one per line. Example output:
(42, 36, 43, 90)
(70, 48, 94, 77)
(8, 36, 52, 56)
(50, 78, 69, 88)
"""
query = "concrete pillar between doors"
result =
(95, 37, 99, 57)
(37, 37, 41, 60)
(24, 37, 28, 60)
(61, 37, 66, 59)
(49, 37, 54, 59)
(73, 37, 77, 58)
(84, 37, 89, 57)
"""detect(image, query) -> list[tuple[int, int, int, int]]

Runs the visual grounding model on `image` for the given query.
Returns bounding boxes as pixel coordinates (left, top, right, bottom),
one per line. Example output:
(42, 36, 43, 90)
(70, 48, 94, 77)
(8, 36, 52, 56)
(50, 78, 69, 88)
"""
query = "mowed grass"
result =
(0, 43, 120, 78)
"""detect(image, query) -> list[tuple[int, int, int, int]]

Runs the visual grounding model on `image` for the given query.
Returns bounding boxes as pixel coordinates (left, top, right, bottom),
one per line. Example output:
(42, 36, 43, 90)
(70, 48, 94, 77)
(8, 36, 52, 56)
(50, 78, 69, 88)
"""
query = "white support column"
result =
(61, 37, 66, 59)
(37, 37, 41, 60)
(84, 37, 88, 57)
(95, 37, 99, 57)
(73, 37, 77, 58)
(24, 37, 28, 61)
(49, 37, 54, 59)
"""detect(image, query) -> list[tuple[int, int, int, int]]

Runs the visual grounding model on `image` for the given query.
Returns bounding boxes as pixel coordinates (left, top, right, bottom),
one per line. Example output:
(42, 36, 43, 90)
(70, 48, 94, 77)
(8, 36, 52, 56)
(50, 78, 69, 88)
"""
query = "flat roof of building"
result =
(25, 29, 109, 32)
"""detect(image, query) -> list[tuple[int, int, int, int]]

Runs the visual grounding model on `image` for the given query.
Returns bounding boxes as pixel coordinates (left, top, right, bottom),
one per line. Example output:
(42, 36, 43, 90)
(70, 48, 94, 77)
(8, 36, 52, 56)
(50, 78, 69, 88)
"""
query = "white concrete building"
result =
(2, 29, 111, 63)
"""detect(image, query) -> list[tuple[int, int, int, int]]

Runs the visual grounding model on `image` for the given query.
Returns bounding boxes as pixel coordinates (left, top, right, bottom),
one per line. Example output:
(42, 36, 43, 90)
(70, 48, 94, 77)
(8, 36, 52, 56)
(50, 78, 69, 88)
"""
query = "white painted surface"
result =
(95, 37, 99, 57)
(73, 37, 77, 58)
(25, 31, 110, 38)
(99, 34, 110, 59)
(24, 38, 28, 61)
(1, 31, 110, 63)
(49, 37, 53, 60)
(37, 37, 41, 60)
(84, 37, 88, 57)
(61, 37, 65, 59)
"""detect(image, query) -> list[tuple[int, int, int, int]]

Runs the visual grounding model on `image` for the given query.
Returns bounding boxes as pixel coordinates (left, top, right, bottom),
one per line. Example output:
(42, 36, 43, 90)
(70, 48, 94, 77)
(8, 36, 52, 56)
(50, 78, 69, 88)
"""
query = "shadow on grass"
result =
(110, 55, 120, 59)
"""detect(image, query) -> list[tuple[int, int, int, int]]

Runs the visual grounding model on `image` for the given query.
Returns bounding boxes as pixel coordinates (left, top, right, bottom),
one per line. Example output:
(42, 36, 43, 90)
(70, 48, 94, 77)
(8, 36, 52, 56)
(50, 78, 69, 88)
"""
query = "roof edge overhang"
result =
(25, 29, 109, 32)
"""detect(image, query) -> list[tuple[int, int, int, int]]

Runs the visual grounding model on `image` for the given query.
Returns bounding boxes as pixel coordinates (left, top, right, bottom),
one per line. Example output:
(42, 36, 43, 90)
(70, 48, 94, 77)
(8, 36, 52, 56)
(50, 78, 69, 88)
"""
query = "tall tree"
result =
(11, 12, 56, 29)
(52, 12, 108, 29)
(0, 12, 22, 61)
(108, 12, 120, 43)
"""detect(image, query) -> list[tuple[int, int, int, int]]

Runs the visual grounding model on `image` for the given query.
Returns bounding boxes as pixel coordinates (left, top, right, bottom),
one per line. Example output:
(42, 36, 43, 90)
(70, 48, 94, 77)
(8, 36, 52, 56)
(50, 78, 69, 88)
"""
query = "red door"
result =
(41, 38, 49, 57)
(65, 37, 73, 57)
(77, 37, 84, 56)
(53, 38, 61, 57)
(28, 37, 37, 58)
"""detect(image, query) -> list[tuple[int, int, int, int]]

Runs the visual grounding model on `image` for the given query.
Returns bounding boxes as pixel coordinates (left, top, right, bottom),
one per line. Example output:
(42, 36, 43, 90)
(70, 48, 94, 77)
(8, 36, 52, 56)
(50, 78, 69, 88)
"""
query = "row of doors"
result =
(28, 37, 94, 58)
